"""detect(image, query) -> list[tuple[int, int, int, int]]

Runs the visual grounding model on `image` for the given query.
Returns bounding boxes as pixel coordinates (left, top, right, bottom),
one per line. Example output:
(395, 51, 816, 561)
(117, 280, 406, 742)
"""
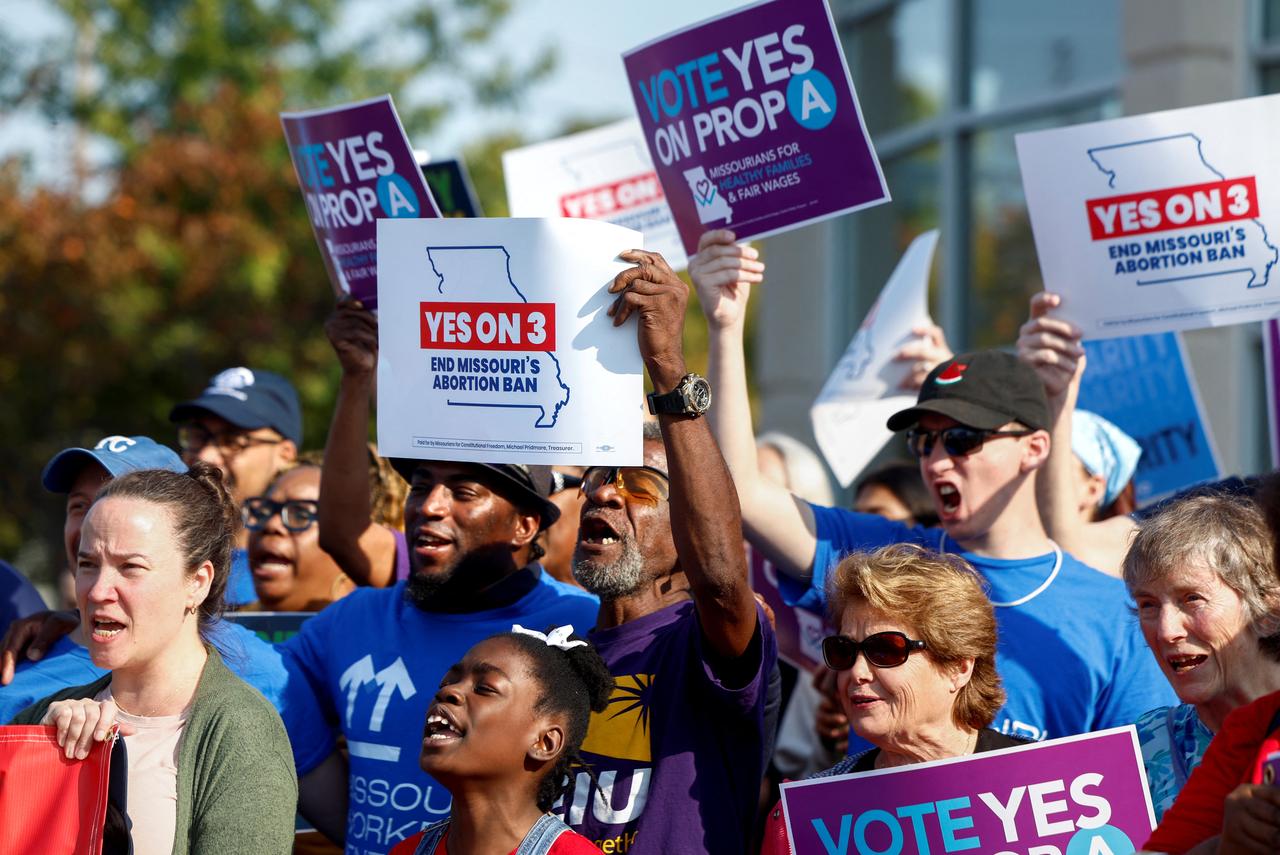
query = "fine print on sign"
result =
(1016, 93, 1280, 339)
(622, 0, 889, 257)
(781, 727, 1155, 855)
(376, 218, 644, 467)
(281, 95, 441, 310)
(504, 119, 688, 269)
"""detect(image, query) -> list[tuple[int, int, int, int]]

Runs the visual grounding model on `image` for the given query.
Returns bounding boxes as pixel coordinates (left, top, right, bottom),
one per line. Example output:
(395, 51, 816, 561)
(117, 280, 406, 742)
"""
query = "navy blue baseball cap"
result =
(168, 367, 302, 445)
(42, 435, 187, 493)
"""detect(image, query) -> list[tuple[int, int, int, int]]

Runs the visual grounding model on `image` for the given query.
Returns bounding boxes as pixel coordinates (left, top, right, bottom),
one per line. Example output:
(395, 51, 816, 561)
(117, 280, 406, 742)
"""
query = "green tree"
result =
(0, 0, 553, 585)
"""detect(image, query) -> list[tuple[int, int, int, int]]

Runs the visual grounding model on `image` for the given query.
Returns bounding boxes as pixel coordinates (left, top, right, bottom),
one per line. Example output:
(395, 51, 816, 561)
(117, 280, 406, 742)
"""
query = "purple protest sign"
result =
(1267, 319, 1280, 467)
(781, 727, 1155, 855)
(622, 0, 889, 257)
(281, 95, 440, 309)
(749, 544, 827, 672)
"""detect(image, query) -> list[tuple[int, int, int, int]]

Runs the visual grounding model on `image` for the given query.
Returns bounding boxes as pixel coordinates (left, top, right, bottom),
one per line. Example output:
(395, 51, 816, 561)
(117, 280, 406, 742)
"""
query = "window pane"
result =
(1267, 0, 1280, 40)
(971, 0, 1121, 111)
(842, 0, 946, 134)
(968, 102, 1118, 348)
(844, 144, 941, 324)
(1263, 65, 1280, 94)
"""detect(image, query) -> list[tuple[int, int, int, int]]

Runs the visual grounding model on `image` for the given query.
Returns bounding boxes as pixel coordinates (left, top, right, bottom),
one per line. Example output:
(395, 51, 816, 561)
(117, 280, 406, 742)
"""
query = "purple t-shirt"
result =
(556, 599, 776, 854)
(392, 527, 410, 581)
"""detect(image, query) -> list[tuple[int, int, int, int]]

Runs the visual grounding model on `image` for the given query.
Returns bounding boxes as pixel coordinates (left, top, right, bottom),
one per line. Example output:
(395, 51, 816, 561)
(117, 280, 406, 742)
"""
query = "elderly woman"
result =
(813, 543, 1019, 774)
(12, 464, 296, 854)
(1125, 492, 1280, 823)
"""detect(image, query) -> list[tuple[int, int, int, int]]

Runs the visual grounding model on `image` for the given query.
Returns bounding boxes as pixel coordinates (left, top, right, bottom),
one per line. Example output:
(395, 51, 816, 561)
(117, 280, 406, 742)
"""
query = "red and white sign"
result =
(1016, 93, 1280, 339)
(1086, 177, 1259, 239)
(504, 119, 687, 269)
(560, 173, 665, 219)
(420, 302, 555, 351)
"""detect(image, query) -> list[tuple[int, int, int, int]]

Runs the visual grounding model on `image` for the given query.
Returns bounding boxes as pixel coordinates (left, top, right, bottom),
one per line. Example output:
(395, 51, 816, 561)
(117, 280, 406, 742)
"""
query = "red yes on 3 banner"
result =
(1085, 176, 1259, 240)
(419, 301, 556, 352)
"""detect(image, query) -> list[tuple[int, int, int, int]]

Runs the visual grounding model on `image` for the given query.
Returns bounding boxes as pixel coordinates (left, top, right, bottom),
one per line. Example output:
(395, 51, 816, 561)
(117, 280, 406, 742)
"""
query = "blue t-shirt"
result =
(782, 505, 1176, 741)
(0, 620, 288, 723)
(224, 547, 257, 608)
(0, 560, 47, 639)
(558, 600, 777, 855)
(280, 571, 600, 855)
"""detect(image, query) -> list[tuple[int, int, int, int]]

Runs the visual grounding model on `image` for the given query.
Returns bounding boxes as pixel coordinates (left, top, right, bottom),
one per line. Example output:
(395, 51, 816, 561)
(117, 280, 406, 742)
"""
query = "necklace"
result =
(937, 531, 1063, 608)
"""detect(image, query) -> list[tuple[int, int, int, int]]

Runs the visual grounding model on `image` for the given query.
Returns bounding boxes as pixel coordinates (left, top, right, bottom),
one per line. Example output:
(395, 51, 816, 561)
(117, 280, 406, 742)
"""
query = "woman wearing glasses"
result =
(810, 543, 1022, 775)
(243, 461, 354, 612)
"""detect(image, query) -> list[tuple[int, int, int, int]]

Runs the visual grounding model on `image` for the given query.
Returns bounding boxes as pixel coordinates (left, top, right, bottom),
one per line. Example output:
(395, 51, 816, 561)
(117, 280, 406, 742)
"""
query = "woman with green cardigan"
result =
(14, 464, 295, 854)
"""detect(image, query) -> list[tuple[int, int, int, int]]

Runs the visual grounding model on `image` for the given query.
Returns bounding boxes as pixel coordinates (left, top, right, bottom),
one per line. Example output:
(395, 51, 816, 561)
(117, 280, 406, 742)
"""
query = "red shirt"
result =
(389, 827, 604, 855)
(1145, 690, 1280, 853)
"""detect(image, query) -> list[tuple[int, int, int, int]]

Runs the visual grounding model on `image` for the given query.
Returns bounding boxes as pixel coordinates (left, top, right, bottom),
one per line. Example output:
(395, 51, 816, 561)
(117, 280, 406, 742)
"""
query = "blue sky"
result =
(0, 0, 746, 185)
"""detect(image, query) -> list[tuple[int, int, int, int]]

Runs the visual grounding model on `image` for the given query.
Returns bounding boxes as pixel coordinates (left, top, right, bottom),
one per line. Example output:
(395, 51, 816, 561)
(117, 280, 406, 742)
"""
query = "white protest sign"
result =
(811, 230, 937, 486)
(503, 119, 688, 270)
(376, 218, 644, 466)
(1016, 94, 1280, 339)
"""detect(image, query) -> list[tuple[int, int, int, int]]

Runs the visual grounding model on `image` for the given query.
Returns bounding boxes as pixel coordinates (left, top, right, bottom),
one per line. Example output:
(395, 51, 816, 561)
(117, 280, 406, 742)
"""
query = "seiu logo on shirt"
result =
(556, 674, 654, 852)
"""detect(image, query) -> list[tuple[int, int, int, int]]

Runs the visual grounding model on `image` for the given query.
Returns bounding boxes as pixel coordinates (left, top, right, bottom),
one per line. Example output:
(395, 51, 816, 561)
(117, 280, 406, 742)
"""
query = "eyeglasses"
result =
(178, 424, 284, 457)
(579, 466, 671, 506)
(904, 426, 1034, 459)
(242, 497, 319, 532)
(821, 631, 927, 670)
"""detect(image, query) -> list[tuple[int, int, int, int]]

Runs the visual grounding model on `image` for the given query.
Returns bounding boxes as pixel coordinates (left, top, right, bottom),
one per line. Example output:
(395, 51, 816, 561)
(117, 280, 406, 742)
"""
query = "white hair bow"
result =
(511, 624, 587, 651)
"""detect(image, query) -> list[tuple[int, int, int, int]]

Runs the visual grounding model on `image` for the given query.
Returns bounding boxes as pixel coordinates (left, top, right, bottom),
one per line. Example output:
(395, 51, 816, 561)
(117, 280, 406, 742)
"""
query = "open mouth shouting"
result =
(250, 543, 294, 580)
(1166, 653, 1209, 675)
(578, 513, 623, 553)
(90, 616, 127, 641)
(934, 482, 962, 517)
(422, 707, 465, 747)
(412, 526, 456, 563)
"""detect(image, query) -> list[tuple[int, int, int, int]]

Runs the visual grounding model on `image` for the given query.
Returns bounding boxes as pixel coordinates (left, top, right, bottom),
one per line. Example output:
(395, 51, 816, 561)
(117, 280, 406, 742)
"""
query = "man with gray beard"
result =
(555, 248, 777, 855)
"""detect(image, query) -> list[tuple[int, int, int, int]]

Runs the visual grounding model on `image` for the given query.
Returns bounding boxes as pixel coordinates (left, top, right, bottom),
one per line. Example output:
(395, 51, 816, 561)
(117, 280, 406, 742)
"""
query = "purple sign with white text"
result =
(281, 95, 440, 309)
(622, 0, 889, 257)
(781, 727, 1154, 855)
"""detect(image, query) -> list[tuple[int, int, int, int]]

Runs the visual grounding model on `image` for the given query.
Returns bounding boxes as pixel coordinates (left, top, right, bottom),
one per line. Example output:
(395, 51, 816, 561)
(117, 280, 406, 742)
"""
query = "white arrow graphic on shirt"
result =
(369, 657, 417, 733)
(339, 655, 375, 728)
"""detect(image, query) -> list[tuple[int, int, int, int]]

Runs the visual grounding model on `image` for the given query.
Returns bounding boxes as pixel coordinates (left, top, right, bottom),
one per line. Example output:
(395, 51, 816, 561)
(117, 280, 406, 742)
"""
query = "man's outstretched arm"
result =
(692, 229, 819, 580)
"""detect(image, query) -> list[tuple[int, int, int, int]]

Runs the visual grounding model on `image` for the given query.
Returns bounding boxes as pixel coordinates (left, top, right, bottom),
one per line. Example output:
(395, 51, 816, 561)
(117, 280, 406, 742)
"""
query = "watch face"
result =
(686, 377, 712, 412)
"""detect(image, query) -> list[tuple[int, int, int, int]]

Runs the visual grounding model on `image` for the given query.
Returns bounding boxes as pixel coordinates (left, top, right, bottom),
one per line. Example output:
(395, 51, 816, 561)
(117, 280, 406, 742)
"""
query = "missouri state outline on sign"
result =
(424, 245, 571, 428)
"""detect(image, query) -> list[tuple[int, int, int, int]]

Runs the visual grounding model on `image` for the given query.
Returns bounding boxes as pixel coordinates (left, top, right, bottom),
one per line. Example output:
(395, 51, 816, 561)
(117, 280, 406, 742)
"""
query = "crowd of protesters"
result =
(2, 223, 1279, 855)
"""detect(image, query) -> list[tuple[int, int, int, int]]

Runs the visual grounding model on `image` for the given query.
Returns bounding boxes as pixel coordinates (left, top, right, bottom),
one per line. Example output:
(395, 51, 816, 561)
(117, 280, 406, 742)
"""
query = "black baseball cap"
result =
(886, 351, 1050, 433)
(169, 367, 302, 445)
(388, 459, 561, 529)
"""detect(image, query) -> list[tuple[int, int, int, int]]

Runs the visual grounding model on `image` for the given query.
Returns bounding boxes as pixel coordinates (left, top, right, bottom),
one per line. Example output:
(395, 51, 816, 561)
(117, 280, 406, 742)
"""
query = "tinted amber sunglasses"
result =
(579, 466, 671, 506)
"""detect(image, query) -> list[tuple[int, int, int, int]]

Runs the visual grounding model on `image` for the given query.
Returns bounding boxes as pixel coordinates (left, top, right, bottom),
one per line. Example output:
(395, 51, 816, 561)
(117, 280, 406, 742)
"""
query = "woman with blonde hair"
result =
(813, 542, 1021, 773)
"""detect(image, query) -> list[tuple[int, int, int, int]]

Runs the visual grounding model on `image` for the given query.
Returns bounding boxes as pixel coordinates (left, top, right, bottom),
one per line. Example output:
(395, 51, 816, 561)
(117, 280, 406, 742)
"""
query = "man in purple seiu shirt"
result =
(560, 248, 778, 855)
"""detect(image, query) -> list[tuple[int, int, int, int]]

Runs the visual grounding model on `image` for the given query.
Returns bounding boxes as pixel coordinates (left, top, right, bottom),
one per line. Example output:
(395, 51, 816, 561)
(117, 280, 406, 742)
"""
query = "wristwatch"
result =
(647, 373, 712, 417)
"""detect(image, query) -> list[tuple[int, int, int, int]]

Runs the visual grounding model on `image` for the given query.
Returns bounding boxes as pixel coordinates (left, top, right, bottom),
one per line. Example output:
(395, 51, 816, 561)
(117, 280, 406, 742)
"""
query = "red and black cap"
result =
(886, 350, 1050, 433)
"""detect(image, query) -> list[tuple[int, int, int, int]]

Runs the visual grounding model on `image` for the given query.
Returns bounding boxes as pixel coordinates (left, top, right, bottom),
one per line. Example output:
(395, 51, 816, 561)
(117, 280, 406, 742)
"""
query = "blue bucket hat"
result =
(42, 435, 187, 493)
(168, 367, 302, 445)
(1071, 409, 1142, 508)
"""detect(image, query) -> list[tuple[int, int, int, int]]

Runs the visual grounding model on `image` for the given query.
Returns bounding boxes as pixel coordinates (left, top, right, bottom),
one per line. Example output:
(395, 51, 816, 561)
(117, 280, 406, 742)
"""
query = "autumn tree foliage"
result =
(0, 0, 554, 579)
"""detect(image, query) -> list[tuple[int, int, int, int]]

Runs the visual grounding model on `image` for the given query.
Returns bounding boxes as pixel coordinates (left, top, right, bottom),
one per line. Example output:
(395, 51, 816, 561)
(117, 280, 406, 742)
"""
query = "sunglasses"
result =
(821, 631, 927, 670)
(579, 466, 671, 506)
(242, 497, 319, 532)
(905, 426, 1034, 459)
